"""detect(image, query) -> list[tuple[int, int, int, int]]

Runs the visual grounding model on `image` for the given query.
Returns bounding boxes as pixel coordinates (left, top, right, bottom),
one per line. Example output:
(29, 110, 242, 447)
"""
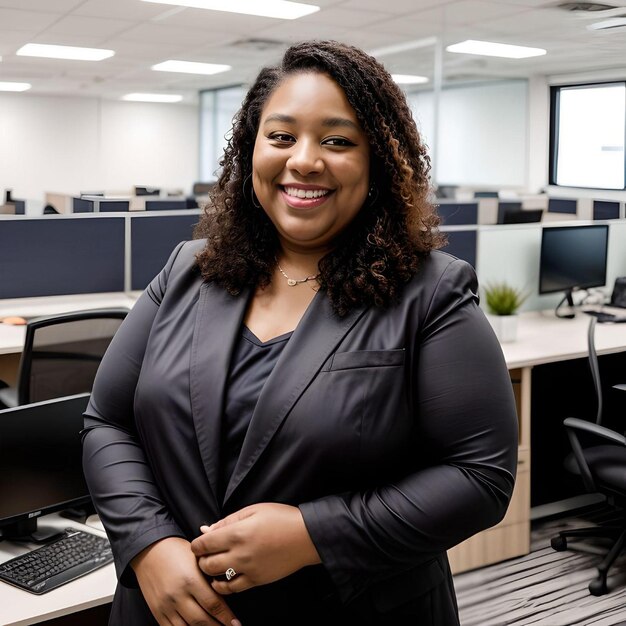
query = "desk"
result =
(0, 514, 115, 626)
(448, 311, 626, 573)
(0, 293, 139, 386)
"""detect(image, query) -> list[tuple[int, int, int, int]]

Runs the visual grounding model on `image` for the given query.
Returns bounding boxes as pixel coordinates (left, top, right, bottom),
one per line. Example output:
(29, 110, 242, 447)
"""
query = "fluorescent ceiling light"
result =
(392, 74, 429, 85)
(0, 81, 31, 92)
(446, 40, 546, 59)
(152, 60, 231, 75)
(588, 18, 626, 30)
(122, 93, 183, 103)
(16, 43, 114, 61)
(141, 0, 319, 19)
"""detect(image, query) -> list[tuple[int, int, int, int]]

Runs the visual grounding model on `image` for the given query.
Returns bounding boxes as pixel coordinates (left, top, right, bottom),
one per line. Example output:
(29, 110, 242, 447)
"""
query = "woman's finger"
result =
(210, 575, 252, 596)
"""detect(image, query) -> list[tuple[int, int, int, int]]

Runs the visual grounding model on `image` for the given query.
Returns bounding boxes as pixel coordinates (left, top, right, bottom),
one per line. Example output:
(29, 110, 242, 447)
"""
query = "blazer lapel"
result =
(223, 290, 368, 504)
(190, 282, 250, 504)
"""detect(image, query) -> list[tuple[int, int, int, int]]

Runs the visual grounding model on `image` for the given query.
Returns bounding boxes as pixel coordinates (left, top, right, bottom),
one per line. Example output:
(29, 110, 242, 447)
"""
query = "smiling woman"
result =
(82, 40, 519, 626)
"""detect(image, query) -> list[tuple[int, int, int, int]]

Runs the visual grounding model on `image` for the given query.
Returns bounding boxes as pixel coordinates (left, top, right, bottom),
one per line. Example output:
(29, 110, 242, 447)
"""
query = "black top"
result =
(220, 326, 292, 499)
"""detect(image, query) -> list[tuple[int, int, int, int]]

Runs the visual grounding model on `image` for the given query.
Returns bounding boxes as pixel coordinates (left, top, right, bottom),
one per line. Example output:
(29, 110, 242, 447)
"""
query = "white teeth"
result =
(284, 186, 329, 199)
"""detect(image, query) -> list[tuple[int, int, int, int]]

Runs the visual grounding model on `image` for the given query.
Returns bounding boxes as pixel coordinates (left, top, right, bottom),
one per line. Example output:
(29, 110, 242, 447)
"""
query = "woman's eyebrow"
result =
(263, 113, 359, 131)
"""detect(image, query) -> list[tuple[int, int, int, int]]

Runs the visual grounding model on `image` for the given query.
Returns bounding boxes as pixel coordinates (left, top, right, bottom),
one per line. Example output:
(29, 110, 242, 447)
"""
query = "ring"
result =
(225, 567, 237, 581)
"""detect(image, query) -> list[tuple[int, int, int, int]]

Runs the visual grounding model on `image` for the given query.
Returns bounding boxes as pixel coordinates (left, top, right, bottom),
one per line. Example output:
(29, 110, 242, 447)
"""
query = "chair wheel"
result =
(551, 536, 567, 551)
(589, 578, 608, 596)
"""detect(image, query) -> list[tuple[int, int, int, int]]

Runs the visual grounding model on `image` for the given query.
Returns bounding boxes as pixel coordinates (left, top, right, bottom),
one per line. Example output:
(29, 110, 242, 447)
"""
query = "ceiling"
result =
(1, 0, 626, 102)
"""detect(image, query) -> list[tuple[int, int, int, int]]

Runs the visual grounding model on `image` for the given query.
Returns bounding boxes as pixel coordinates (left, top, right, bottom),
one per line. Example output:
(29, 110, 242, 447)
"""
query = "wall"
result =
(0, 93, 199, 202)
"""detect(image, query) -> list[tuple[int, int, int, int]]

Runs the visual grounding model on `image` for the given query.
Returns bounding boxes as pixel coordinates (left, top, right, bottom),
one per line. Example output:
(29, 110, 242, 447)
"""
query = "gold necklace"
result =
(277, 264, 319, 287)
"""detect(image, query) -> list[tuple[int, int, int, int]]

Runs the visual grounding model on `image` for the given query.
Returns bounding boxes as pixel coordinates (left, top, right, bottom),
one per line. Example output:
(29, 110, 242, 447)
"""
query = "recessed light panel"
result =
(141, 0, 319, 19)
(16, 44, 114, 61)
(122, 93, 184, 103)
(392, 74, 429, 85)
(446, 40, 546, 59)
(152, 60, 231, 75)
(0, 81, 31, 92)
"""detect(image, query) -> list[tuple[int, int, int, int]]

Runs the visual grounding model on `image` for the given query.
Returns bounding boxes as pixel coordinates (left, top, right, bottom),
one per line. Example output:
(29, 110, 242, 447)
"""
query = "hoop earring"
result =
(365, 182, 379, 209)
(243, 173, 262, 209)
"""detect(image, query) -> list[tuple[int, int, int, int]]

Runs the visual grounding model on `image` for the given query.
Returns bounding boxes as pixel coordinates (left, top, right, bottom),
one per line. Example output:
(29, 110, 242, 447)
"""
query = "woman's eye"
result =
(269, 133, 295, 143)
(322, 137, 355, 147)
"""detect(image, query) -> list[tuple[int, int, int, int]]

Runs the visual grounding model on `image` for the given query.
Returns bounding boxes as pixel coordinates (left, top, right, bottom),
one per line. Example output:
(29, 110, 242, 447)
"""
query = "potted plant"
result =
(484, 282, 528, 343)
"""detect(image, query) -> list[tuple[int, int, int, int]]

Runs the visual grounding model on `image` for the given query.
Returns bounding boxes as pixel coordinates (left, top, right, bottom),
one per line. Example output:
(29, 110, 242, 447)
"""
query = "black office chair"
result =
(551, 316, 626, 596)
(0, 308, 128, 409)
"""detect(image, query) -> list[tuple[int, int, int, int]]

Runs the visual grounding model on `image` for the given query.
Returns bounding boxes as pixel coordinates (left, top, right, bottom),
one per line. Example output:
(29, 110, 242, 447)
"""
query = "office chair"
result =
(551, 317, 626, 596)
(0, 308, 128, 409)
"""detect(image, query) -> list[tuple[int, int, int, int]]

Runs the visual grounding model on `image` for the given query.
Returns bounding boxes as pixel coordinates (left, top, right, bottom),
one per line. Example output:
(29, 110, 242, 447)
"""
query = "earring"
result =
(243, 173, 262, 209)
(365, 182, 379, 208)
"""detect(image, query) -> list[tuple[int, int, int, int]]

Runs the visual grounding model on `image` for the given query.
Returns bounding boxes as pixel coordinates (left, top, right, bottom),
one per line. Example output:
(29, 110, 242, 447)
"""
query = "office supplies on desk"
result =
(0, 528, 112, 594)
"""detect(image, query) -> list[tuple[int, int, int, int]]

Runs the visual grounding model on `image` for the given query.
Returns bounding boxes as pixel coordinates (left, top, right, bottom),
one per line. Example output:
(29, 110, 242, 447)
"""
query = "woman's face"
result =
(252, 71, 370, 254)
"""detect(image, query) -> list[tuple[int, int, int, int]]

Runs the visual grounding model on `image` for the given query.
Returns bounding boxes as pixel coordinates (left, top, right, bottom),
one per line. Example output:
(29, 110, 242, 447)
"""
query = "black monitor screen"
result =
(0, 394, 91, 539)
(539, 225, 609, 295)
(130, 213, 200, 290)
(496, 202, 523, 224)
(548, 198, 577, 214)
(145, 200, 188, 211)
(501, 209, 543, 224)
(73, 198, 94, 213)
(0, 217, 125, 298)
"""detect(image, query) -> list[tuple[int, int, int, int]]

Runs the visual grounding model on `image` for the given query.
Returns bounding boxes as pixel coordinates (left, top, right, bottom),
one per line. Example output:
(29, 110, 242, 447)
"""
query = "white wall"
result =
(0, 93, 199, 202)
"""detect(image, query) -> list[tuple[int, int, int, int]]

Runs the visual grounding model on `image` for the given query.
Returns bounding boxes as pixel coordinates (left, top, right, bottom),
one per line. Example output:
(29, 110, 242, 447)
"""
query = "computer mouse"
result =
(1, 316, 27, 325)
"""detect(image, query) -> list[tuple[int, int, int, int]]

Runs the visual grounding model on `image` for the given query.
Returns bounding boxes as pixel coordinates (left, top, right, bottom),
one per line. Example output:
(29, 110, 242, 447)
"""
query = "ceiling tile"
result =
(41, 15, 137, 39)
(340, 0, 451, 14)
(0, 8, 62, 31)
(73, 0, 175, 20)
(0, 0, 81, 11)
(112, 22, 219, 46)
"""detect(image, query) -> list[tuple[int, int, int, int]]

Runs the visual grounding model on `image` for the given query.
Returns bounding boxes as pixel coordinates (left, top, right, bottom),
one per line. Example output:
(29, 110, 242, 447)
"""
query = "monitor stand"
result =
(555, 289, 576, 319)
(0, 517, 65, 544)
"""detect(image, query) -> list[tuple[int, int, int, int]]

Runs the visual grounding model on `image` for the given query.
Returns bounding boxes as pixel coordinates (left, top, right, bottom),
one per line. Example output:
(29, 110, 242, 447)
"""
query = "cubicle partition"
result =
(0, 210, 200, 299)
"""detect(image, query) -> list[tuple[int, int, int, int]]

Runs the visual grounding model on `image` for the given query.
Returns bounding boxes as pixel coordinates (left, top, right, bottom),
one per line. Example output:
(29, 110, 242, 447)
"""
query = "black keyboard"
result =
(0, 528, 113, 594)
(583, 310, 626, 323)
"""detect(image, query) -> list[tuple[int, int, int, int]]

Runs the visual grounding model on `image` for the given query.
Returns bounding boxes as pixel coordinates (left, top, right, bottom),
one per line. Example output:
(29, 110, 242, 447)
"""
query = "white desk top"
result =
(0, 293, 139, 356)
(500, 310, 626, 369)
(0, 514, 116, 626)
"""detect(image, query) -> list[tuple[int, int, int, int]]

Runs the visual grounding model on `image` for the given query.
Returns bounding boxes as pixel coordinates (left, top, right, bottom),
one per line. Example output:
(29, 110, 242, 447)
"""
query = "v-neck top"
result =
(219, 325, 293, 499)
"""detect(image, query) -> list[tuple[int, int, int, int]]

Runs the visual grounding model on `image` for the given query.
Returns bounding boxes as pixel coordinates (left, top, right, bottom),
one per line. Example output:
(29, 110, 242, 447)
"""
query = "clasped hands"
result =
(191, 502, 321, 595)
(132, 503, 320, 626)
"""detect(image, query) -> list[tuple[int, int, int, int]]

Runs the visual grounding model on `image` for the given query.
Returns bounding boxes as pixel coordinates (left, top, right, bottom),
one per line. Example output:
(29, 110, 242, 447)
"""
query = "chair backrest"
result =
(587, 316, 603, 425)
(16, 308, 128, 405)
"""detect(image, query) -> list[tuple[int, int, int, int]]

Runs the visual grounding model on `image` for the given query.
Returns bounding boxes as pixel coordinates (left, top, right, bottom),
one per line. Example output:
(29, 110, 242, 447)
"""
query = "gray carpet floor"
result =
(453, 509, 626, 625)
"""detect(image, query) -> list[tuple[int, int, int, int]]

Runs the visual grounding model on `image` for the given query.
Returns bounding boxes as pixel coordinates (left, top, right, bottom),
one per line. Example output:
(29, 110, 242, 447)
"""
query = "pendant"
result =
(287, 278, 297, 286)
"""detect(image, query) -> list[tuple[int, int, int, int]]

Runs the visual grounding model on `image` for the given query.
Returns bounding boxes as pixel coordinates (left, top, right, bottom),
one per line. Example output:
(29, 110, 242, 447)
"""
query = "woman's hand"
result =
(190, 503, 321, 595)
(131, 536, 242, 626)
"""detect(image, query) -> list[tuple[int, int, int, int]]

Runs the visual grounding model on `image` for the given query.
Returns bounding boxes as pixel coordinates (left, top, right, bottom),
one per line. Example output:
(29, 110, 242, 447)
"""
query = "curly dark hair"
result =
(194, 40, 445, 316)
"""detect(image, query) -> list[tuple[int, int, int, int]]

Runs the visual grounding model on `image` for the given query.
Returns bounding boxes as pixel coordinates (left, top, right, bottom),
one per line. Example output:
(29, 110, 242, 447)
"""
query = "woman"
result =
(82, 41, 518, 626)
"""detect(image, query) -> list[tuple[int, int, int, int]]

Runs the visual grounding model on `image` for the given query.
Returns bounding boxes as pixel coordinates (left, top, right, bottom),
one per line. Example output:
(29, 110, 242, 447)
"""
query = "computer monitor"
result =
(593, 200, 620, 221)
(134, 186, 160, 196)
(0, 394, 91, 542)
(501, 208, 543, 225)
(539, 224, 609, 317)
(73, 197, 94, 213)
(496, 202, 523, 223)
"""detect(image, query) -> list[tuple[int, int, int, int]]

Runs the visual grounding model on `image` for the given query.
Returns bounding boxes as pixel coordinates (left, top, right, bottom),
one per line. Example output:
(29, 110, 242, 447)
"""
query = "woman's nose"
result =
(286, 140, 324, 176)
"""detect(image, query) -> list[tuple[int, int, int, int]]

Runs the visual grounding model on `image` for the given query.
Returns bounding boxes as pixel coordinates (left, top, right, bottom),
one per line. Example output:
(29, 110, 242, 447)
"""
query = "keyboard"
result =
(583, 310, 626, 324)
(0, 528, 113, 594)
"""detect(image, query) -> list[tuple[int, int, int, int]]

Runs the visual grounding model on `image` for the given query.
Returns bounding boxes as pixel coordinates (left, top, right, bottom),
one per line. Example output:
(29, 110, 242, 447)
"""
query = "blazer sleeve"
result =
(81, 241, 188, 587)
(299, 258, 519, 603)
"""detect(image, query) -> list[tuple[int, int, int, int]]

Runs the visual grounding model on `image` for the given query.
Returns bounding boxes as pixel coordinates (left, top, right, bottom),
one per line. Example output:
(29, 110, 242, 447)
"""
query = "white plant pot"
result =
(487, 314, 518, 343)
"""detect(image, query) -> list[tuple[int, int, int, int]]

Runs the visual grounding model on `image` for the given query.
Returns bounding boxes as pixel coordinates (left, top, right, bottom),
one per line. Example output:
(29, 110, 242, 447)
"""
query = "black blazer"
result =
(82, 240, 518, 626)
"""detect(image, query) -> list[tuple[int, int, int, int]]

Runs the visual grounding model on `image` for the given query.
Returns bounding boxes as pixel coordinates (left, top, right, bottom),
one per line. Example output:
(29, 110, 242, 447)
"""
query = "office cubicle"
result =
(0, 210, 200, 299)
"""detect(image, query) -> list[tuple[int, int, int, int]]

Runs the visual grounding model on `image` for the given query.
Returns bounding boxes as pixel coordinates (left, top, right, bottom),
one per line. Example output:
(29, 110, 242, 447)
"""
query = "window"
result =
(550, 82, 626, 190)
(199, 86, 246, 181)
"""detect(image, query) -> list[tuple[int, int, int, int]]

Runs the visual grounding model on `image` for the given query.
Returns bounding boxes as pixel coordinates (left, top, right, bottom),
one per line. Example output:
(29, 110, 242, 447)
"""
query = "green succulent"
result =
(484, 282, 528, 316)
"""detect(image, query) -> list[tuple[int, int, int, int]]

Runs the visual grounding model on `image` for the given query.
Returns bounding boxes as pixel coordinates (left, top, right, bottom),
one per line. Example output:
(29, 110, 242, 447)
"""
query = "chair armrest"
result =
(563, 418, 626, 447)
